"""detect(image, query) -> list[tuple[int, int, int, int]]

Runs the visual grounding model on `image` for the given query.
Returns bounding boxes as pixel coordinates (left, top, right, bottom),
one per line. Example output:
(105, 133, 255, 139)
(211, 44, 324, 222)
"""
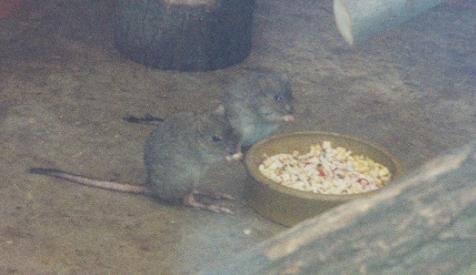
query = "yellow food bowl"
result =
(244, 131, 403, 227)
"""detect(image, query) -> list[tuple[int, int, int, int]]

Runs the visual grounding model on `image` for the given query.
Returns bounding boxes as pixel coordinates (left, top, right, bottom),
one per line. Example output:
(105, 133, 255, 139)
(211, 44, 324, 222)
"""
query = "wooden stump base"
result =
(114, 0, 256, 71)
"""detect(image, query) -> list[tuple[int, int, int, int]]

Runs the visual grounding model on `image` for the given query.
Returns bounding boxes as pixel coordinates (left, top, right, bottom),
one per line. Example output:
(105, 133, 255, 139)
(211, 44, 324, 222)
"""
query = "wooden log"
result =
(114, 0, 255, 71)
(200, 142, 476, 274)
(333, 0, 446, 45)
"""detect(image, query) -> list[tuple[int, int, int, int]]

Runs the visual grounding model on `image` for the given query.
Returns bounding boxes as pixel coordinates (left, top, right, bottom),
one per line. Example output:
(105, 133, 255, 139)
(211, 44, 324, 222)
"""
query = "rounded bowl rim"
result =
(244, 131, 403, 201)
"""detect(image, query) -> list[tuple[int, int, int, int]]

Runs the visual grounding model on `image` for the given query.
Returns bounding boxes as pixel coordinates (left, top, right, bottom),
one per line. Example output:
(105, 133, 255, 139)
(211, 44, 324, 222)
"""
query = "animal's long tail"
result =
(29, 168, 151, 195)
(123, 113, 164, 126)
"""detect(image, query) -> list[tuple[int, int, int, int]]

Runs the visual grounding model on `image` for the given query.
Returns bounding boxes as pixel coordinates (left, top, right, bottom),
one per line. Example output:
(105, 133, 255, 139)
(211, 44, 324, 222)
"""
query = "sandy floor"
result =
(0, 0, 475, 274)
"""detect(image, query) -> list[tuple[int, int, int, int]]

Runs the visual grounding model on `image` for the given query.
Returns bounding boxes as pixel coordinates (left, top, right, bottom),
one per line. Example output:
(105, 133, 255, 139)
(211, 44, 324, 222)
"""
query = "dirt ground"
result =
(0, 0, 475, 274)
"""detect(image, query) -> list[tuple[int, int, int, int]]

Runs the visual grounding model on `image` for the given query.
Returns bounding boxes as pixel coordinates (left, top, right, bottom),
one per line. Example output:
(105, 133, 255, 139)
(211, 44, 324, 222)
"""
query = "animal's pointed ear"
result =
(213, 104, 225, 115)
(253, 71, 290, 93)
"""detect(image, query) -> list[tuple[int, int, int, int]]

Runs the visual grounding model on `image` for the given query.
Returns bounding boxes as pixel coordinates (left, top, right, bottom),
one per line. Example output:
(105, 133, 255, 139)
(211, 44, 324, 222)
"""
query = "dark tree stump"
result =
(114, 0, 255, 71)
(200, 142, 476, 274)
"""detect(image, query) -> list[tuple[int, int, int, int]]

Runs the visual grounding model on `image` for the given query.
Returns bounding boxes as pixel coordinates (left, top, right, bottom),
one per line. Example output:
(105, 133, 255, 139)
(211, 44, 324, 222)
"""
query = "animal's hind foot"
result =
(193, 190, 235, 200)
(183, 193, 234, 214)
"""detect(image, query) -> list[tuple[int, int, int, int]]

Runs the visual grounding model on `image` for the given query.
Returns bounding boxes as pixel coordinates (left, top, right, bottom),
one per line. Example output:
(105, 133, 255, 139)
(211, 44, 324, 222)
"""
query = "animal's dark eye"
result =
(274, 94, 284, 102)
(212, 135, 222, 142)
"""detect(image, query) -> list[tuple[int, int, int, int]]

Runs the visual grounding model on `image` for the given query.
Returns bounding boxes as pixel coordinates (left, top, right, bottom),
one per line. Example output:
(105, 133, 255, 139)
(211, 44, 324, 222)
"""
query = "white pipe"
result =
(334, 0, 446, 45)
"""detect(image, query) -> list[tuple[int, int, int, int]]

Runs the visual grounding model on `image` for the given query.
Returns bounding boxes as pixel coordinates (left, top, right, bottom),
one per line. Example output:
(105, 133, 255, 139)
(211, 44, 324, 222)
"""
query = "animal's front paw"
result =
(226, 152, 243, 161)
(282, 114, 295, 122)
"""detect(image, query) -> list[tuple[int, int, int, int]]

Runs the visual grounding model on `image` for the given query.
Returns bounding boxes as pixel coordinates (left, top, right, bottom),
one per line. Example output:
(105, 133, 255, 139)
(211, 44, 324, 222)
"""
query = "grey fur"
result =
(144, 112, 227, 201)
(223, 71, 294, 155)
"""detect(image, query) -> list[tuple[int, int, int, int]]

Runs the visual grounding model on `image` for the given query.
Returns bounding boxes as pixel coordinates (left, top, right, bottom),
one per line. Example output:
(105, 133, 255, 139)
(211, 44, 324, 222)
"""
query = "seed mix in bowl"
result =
(258, 141, 391, 195)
